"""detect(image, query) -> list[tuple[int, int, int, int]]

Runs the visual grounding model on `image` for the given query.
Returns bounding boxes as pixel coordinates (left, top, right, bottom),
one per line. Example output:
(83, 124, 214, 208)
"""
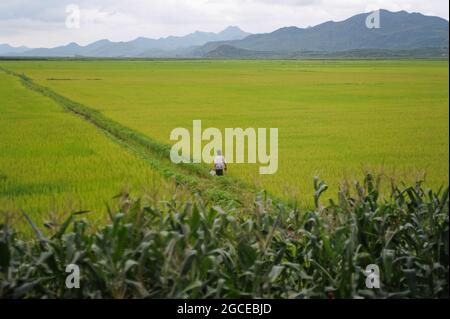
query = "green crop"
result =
(0, 60, 447, 298)
(1, 60, 447, 205)
(0, 71, 173, 230)
(1, 175, 448, 299)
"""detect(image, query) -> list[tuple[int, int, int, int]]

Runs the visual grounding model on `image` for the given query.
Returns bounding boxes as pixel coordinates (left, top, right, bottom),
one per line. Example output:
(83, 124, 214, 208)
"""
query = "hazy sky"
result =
(1, 0, 448, 47)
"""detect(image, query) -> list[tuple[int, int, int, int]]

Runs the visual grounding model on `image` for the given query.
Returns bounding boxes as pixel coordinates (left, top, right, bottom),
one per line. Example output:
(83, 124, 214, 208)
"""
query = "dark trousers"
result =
(215, 169, 224, 176)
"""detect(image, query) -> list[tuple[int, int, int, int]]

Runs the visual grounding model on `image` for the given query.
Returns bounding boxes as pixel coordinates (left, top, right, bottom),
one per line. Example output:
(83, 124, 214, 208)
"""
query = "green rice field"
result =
(0, 70, 173, 228)
(0, 59, 448, 216)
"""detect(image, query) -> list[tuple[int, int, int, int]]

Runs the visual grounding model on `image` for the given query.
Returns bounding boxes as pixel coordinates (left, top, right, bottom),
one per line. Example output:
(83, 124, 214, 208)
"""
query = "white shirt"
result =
(214, 155, 226, 169)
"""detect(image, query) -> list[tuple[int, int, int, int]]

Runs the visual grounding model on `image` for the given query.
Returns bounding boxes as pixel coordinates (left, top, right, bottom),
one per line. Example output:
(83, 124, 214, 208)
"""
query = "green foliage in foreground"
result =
(1, 175, 448, 299)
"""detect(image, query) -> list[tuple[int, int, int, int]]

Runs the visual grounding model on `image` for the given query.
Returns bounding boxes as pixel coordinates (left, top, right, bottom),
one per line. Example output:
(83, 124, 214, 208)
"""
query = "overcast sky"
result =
(0, 0, 448, 48)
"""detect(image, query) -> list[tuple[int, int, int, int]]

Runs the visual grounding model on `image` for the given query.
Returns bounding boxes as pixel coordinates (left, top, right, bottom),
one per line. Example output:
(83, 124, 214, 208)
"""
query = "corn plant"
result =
(0, 175, 448, 299)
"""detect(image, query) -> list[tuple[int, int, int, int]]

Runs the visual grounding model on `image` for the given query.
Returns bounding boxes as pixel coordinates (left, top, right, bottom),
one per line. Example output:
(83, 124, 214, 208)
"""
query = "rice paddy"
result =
(1, 60, 447, 206)
(0, 70, 172, 228)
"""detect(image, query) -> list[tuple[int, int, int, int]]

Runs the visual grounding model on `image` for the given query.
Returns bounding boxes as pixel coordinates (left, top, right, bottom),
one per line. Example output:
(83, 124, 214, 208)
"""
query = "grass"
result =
(0, 71, 176, 230)
(1, 175, 448, 298)
(1, 60, 447, 205)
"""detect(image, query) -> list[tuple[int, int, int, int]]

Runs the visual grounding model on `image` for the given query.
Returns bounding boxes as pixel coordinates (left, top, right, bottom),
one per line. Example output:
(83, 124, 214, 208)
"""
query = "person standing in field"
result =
(213, 150, 227, 176)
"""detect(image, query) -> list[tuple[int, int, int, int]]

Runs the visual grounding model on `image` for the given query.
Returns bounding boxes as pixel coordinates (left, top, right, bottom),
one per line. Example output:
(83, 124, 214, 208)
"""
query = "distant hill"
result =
(197, 10, 449, 56)
(14, 26, 251, 58)
(0, 44, 29, 55)
(204, 45, 278, 58)
(2, 10, 448, 59)
(204, 45, 449, 59)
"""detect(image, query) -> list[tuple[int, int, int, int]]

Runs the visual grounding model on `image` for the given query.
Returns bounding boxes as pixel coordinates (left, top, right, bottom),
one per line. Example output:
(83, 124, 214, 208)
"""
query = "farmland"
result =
(0, 70, 173, 229)
(0, 59, 448, 299)
(1, 60, 448, 206)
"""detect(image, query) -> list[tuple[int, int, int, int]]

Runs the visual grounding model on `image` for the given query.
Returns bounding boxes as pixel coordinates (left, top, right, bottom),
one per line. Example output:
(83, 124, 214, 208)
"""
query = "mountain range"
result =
(0, 10, 448, 58)
(0, 44, 29, 55)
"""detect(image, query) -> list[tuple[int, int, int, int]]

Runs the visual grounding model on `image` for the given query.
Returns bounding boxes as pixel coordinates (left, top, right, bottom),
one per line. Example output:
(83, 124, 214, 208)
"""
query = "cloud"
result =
(0, 0, 448, 47)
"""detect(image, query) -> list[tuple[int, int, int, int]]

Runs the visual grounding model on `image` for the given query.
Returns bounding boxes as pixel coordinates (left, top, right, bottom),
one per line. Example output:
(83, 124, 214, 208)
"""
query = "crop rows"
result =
(2, 60, 446, 203)
(1, 175, 448, 298)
